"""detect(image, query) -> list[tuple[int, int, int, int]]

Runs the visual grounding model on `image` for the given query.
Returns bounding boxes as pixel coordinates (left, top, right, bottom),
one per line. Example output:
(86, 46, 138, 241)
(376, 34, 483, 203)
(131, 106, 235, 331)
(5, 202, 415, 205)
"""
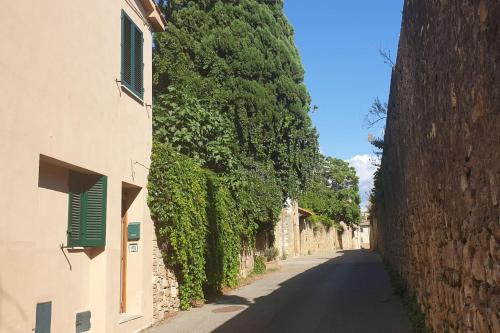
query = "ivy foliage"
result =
(153, 0, 319, 198)
(230, 166, 283, 241)
(150, 0, 321, 309)
(148, 144, 208, 309)
(300, 155, 361, 227)
(149, 144, 281, 307)
(205, 173, 241, 292)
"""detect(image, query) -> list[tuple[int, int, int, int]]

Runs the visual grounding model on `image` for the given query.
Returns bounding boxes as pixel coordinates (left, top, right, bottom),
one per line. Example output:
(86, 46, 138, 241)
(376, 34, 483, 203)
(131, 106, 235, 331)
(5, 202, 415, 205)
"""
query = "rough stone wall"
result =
(239, 245, 255, 278)
(299, 222, 340, 255)
(152, 225, 180, 322)
(274, 202, 300, 258)
(372, 1, 500, 332)
(338, 222, 360, 250)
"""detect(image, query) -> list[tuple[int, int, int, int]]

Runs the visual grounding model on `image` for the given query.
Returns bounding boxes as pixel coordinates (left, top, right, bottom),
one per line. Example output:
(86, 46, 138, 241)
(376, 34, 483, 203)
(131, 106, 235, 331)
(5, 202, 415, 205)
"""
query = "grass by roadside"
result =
(383, 260, 433, 333)
(234, 267, 280, 289)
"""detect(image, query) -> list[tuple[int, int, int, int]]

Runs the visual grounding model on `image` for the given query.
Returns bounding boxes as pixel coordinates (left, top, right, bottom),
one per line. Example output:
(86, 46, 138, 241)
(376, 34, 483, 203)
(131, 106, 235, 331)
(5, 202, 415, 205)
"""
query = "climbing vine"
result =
(148, 144, 208, 309)
(206, 173, 241, 293)
(153, 0, 319, 199)
(148, 144, 283, 307)
(149, 0, 322, 309)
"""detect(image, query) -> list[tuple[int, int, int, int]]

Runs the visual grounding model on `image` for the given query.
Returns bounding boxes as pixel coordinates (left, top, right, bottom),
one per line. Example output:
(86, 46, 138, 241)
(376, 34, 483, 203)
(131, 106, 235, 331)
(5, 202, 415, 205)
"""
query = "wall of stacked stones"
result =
(152, 225, 254, 322)
(152, 225, 180, 322)
(372, 1, 500, 332)
(299, 222, 340, 255)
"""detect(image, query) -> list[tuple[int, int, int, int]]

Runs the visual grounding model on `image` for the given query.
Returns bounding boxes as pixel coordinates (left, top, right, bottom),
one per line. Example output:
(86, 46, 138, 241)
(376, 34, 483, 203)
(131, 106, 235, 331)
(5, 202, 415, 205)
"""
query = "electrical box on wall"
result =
(128, 222, 140, 241)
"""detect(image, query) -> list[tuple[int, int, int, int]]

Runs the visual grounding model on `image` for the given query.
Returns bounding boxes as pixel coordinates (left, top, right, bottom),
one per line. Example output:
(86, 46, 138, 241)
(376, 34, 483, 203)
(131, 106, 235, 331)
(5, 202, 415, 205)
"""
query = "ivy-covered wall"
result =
(148, 144, 281, 309)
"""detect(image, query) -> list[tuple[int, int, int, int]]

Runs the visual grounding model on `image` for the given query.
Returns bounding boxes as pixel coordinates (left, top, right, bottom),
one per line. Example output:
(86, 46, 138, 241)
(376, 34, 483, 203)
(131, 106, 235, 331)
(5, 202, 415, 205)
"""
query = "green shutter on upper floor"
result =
(121, 10, 144, 100)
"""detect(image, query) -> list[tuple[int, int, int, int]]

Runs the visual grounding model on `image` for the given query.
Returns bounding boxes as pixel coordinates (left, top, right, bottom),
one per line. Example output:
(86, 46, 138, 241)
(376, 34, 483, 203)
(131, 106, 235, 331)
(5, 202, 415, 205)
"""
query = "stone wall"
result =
(239, 245, 255, 278)
(274, 201, 300, 258)
(338, 222, 360, 250)
(152, 225, 180, 322)
(372, 1, 500, 332)
(299, 221, 340, 255)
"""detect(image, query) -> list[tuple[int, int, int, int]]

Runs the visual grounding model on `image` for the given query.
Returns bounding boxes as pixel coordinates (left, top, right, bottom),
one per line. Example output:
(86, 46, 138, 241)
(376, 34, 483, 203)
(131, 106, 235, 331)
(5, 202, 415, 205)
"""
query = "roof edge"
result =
(298, 207, 313, 217)
(140, 0, 167, 32)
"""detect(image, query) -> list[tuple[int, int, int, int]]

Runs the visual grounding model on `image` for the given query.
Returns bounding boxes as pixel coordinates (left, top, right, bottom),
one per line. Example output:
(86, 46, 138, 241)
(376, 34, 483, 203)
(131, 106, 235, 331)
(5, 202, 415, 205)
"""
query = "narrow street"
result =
(146, 250, 413, 333)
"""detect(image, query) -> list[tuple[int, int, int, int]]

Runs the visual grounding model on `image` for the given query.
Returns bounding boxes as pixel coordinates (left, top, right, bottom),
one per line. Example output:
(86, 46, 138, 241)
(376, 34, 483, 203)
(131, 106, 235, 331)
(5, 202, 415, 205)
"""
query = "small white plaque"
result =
(128, 243, 138, 253)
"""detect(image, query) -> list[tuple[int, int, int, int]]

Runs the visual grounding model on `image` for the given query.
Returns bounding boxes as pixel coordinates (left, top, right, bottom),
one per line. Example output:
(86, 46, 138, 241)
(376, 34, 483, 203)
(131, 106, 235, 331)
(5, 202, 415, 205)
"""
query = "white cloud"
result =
(346, 154, 380, 210)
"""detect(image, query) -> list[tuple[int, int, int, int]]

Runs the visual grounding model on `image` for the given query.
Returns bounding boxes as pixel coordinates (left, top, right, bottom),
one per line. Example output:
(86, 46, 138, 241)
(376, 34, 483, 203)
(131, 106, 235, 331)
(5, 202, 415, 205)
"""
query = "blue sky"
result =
(284, 0, 404, 207)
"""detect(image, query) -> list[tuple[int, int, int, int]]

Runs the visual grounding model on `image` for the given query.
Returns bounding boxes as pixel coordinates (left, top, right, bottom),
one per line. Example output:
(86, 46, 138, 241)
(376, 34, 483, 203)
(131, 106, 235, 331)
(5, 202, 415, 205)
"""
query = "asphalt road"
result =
(146, 250, 413, 333)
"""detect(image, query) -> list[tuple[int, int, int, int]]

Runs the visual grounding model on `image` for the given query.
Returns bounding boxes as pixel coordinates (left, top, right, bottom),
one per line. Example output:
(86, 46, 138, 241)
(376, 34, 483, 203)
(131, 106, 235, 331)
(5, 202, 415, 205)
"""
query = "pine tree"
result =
(153, 0, 319, 200)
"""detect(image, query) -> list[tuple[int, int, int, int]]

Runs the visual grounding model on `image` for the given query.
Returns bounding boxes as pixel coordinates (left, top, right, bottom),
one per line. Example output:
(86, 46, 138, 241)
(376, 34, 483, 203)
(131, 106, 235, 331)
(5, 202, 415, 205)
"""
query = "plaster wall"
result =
(0, 1, 160, 332)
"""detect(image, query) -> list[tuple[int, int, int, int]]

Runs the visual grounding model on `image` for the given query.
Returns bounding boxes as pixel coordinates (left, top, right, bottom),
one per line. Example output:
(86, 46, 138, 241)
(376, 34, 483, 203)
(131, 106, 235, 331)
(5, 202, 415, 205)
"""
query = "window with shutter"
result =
(83, 175, 107, 247)
(68, 174, 83, 247)
(121, 10, 144, 100)
(67, 173, 107, 247)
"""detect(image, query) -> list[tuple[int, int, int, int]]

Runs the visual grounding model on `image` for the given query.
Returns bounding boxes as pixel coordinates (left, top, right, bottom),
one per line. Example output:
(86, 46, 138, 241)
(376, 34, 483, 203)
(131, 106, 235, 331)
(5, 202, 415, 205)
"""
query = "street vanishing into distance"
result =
(147, 251, 413, 333)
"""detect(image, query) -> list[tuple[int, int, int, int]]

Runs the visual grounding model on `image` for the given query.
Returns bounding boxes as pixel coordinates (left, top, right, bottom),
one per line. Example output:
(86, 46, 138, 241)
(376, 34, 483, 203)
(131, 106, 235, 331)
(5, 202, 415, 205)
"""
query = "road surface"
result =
(145, 250, 413, 333)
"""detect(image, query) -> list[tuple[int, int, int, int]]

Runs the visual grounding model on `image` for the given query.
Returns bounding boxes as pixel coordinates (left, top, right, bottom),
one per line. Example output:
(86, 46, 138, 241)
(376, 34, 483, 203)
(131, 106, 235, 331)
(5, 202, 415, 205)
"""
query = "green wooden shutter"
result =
(133, 26, 144, 98)
(68, 173, 83, 247)
(121, 10, 143, 100)
(121, 12, 133, 88)
(82, 175, 107, 247)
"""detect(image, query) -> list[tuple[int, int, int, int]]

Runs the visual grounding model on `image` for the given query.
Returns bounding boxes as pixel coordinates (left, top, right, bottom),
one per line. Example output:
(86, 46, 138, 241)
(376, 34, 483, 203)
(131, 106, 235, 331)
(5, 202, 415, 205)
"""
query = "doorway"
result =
(120, 190, 128, 313)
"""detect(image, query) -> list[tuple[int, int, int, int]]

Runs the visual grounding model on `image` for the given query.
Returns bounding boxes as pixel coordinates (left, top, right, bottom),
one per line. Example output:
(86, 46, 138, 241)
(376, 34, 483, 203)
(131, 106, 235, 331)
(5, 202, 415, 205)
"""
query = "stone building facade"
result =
(371, 1, 499, 332)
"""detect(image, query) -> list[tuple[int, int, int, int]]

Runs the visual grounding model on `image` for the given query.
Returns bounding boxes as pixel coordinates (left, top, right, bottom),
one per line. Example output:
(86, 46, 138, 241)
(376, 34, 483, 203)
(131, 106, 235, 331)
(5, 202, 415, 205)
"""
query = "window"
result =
(121, 10, 144, 100)
(67, 172, 107, 247)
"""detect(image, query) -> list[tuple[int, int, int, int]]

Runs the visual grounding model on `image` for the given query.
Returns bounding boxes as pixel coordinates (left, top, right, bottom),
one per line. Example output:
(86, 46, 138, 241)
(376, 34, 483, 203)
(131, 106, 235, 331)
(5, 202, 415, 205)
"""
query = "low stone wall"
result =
(152, 225, 180, 322)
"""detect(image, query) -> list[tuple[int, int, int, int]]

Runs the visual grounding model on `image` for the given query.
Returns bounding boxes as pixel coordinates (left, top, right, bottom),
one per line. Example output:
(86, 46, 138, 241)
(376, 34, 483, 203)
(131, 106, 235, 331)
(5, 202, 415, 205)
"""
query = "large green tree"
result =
(300, 156, 361, 226)
(153, 0, 319, 199)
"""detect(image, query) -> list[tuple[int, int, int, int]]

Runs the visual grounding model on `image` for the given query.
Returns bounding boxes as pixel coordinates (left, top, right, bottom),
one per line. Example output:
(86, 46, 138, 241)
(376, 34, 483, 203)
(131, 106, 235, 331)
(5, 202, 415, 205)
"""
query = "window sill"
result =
(118, 313, 142, 324)
(121, 84, 144, 105)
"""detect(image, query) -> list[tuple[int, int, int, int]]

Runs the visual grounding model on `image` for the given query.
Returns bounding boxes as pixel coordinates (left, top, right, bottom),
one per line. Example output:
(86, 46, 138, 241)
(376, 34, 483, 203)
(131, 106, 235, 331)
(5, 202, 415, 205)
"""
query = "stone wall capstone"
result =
(372, 1, 500, 333)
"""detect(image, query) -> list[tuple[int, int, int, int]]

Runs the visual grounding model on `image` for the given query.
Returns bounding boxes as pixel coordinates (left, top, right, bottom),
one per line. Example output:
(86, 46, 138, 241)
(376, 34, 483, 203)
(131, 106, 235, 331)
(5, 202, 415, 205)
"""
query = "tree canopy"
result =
(300, 156, 361, 227)
(153, 0, 319, 200)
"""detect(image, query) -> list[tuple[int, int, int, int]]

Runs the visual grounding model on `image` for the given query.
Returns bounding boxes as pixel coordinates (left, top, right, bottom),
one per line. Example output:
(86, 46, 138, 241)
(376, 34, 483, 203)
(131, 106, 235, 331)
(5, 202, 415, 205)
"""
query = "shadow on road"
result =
(212, 250, 413, 333)
(212, 294, 253, 306)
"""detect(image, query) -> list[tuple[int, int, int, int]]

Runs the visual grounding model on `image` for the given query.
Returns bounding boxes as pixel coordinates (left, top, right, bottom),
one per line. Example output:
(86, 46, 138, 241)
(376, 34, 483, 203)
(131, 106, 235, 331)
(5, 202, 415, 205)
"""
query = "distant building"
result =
(356, 212, 371, 249)
(0, 1, 166, 332)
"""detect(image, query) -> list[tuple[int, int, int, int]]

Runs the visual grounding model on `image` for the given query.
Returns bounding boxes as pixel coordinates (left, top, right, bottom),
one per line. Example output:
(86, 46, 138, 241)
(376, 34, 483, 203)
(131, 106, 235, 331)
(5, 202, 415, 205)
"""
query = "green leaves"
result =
(148, 144, 208, 309)
(300, 155, 362, 227)
(153, 0, 319, 200)
(153, 87, 236, 172)
(150, 0, 321, 308)
(148, 144, 283, 307)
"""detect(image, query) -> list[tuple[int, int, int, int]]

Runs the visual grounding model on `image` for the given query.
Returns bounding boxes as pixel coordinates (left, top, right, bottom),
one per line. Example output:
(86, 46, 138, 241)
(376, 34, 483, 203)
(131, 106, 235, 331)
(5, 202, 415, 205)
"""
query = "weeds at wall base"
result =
(383, 260, 433, 333)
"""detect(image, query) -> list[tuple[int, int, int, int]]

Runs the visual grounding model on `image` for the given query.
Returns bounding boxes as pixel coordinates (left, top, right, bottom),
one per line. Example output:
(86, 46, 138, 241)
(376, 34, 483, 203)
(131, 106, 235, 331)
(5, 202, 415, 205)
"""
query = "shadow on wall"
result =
(0, 279, 28, 333)
(212, 250, 413, 333)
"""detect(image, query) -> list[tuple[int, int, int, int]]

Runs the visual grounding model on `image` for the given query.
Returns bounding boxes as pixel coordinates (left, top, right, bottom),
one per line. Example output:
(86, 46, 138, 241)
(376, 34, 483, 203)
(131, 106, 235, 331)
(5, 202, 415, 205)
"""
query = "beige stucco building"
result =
(0, 1, 165, 332)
